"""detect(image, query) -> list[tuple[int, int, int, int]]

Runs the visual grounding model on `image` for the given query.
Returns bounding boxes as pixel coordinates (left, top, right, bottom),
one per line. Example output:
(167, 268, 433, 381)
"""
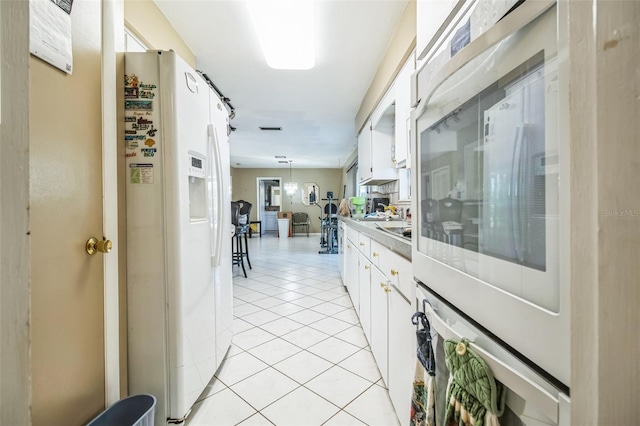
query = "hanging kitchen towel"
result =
(410, 311, 437, 426)
(444, 339, 506, 426)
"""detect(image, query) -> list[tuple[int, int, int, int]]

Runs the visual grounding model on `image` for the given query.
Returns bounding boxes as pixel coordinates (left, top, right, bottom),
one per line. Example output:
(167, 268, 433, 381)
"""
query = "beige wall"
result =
(355, 0, 416, 134)
(124, 0, 196, 68)
(231, 167, 343, 233)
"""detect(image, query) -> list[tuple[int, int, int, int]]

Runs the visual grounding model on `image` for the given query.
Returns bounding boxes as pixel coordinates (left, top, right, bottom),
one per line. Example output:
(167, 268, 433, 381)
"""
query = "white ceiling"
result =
(154, 0, 409, 169)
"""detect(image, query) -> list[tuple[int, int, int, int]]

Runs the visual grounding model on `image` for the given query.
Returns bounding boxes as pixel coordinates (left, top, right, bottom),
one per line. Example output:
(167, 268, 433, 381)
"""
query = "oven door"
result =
(412, 0, 570, 387)
(416, 285, 571, 425)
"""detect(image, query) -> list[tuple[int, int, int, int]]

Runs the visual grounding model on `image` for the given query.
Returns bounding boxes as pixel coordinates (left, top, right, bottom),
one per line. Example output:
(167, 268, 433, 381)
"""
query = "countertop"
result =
(339, 217, 412, 260)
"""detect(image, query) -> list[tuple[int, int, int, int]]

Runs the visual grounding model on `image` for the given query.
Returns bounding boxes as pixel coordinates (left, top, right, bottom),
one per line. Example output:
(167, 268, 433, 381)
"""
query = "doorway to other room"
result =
(256, 177, 282, 235)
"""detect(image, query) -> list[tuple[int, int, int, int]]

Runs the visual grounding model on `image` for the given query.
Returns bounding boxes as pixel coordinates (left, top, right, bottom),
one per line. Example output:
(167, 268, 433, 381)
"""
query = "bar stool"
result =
(231, 200, 252, 277)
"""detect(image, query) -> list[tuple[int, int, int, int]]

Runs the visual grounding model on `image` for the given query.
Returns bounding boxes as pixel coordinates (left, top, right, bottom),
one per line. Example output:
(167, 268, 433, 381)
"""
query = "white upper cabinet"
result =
(357, 120, 373, 183)
(358, 88, 398, 186)
(393, 51, 415, 169)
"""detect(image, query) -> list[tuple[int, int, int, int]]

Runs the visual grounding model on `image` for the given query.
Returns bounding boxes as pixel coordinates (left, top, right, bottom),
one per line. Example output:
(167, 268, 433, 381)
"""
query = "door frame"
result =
(102, 0, 124, 407)
(0, 1, 31, 423)
(256, 177, 283, 221)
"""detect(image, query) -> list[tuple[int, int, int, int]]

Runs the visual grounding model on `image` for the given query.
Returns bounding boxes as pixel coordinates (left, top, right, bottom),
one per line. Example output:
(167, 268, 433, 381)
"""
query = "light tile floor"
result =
(187, 234, 401, 426)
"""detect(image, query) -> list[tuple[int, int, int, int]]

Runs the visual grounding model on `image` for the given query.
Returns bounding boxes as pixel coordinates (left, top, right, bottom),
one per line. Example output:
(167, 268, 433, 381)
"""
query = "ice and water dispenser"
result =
(188, 152, 207, 221)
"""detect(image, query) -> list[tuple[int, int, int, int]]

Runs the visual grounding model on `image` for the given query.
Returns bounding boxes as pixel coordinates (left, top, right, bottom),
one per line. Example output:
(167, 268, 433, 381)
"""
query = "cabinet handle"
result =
(390, 269, 399, 276)
(364, 265, 370, 270)
(373, 252, 379, 257)
(380, 282, 386, 288)
(347, 244, 351, 249)
(359, 242, 365, 246)
(384, 287, 392, 293)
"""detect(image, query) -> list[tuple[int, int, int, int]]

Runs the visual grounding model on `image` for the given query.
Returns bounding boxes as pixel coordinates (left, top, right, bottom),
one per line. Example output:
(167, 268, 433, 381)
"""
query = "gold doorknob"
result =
(364, 265, 370, 270)
(359, 242, 365, 246)
(384, 287, 391, 293)
(86, 237, 113, 255)
(380, 282, 386, 288)
(373, 252, 379, 257)
(390, 269, 399, 276)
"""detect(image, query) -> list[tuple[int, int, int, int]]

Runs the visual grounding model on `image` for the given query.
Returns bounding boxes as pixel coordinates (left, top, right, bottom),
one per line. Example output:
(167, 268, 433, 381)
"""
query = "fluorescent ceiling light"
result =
(246, 0, 315, 70)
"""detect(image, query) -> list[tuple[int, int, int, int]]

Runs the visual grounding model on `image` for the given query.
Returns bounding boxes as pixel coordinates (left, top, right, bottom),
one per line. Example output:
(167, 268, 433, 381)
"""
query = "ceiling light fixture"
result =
(283, 160, 298, 197)
(246, 0, 315, 70)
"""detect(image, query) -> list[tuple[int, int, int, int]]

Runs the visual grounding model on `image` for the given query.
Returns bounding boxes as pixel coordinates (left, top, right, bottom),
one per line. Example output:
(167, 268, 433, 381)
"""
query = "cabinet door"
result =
(388, 286, 415, 426)
(345, 239, 360, 314)
(358, 233, 371, 259)
(357, 121, 373, 182)
(371, 108, 398, 183)
(370, 265, 389, 386)
(381, 249, 415, 302)
(394, 52, 415, 168)
(359, 252, 372, 342)
(370, 240, 384, 269)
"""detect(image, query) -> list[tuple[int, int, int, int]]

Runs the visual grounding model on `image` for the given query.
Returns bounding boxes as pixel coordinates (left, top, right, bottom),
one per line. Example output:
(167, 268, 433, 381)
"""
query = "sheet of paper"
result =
(30, 0, 73, 74)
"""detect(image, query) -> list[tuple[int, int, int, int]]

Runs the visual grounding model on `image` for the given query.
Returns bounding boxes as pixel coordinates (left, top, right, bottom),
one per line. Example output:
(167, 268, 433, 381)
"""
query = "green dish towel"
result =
(444, 339, 506, 426)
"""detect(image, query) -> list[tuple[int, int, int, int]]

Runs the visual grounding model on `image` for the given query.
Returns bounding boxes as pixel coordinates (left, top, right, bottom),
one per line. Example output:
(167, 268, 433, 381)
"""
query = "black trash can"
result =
(86, 394, 156, 426)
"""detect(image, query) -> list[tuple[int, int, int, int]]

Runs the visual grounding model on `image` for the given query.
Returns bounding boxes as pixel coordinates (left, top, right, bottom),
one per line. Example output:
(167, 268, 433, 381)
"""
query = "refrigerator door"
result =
(125, 51, 171, 423)
(209, 93, 234, 370)
(482, 88, 525, 263)
(158, 51, 218, 420)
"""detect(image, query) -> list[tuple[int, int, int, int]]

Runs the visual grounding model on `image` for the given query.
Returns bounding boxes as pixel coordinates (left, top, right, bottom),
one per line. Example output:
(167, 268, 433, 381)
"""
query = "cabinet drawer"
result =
(357, 234, 371, 258)
(346, 225, 359, 245)
(370, 239, 385, 268)
(380, 251, 414, 301)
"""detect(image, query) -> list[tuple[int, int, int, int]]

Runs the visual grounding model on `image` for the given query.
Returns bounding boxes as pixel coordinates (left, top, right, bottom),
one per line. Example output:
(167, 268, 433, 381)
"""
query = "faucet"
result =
(381, 204, 397, 215)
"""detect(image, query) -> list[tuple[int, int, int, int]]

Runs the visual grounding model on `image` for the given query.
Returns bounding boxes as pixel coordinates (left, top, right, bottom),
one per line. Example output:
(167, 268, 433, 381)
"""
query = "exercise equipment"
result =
(317, 192, 338, 254)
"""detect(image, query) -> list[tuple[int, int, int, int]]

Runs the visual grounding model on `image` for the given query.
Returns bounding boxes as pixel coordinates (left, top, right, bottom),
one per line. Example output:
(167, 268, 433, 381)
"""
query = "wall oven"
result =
(416, 285, 570, 425)
(412, 0, 570, 390)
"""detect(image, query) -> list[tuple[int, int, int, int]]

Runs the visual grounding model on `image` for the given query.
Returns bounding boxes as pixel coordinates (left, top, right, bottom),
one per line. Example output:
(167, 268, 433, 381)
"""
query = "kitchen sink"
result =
(375, 224, 412, 240)
(358, 216, 402, 222)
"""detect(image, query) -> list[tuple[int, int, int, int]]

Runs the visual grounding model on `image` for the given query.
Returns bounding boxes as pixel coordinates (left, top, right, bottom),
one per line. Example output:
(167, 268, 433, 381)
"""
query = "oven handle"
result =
(415, 0, 556, 118)
(422, 301, 560, 423)
(511, 125, 524, 262)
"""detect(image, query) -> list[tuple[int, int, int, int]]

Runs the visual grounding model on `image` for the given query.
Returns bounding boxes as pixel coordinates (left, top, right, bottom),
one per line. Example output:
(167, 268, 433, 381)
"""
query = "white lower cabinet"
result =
(345, 237, 359, 314)
(388, 285, 415, 426)
(359, 252, 372, 341)
(370, 265, 389, 386)
(342, 223, 415, 425)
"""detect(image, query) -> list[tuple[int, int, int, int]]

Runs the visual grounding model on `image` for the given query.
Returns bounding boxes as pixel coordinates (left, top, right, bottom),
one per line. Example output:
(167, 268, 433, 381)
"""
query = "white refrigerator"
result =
(124, 51, 233, 425)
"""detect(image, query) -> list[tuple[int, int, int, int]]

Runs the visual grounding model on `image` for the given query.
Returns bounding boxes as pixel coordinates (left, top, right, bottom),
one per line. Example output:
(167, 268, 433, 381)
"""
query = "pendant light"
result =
(284, 160, 298, 197)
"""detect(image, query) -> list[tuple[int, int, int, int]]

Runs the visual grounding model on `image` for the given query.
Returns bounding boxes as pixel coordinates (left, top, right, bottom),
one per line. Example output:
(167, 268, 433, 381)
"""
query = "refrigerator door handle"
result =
(209, 124, 224, 268)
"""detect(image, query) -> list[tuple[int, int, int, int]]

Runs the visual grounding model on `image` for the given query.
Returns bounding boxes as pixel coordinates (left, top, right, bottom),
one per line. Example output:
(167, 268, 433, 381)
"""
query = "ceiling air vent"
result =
(259, 126, 282, 131)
